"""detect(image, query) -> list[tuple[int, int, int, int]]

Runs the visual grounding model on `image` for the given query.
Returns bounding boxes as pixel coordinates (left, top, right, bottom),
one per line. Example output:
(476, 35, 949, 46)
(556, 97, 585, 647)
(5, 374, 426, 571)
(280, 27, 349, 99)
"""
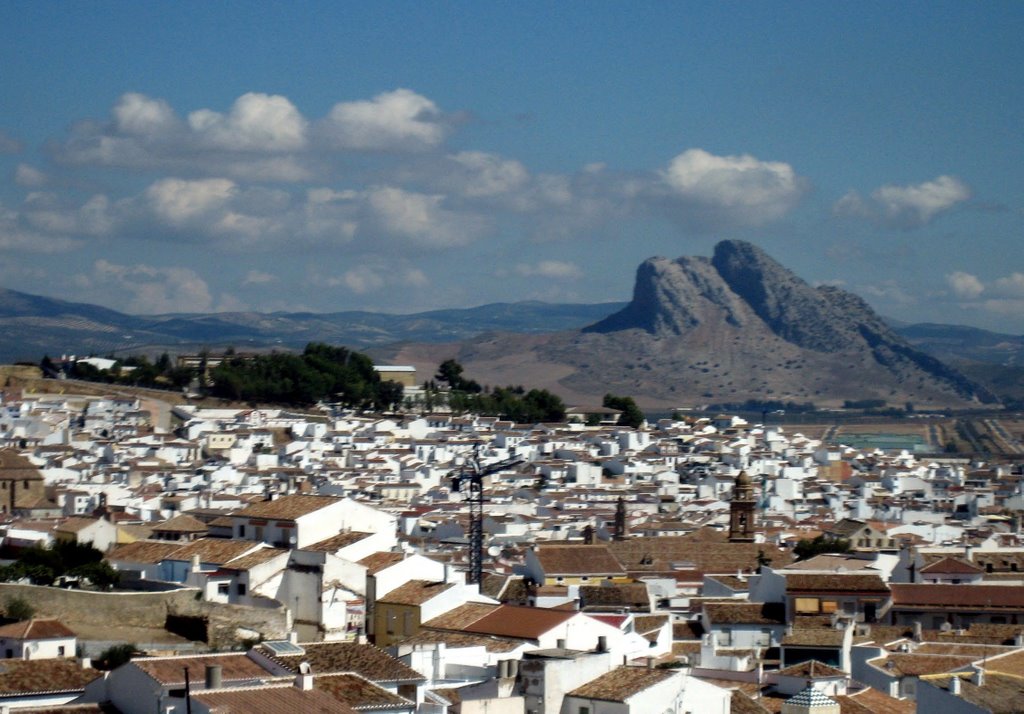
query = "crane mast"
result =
(450, 452, 524, 585)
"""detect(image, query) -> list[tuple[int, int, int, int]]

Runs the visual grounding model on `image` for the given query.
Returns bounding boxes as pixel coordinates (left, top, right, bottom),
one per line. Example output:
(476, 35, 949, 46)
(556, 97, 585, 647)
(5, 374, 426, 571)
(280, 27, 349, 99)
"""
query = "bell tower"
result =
(728, 470, 756, 542)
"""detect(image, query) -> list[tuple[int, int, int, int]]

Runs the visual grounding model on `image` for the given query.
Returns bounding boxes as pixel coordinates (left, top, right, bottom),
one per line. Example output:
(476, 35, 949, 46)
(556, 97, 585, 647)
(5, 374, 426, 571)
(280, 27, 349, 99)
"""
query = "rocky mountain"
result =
(380, 241, 994, 409)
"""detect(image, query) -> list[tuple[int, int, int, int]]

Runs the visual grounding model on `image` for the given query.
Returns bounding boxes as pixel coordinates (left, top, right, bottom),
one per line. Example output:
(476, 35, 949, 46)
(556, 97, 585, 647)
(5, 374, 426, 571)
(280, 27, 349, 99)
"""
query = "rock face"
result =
(439, 240, 991, 409)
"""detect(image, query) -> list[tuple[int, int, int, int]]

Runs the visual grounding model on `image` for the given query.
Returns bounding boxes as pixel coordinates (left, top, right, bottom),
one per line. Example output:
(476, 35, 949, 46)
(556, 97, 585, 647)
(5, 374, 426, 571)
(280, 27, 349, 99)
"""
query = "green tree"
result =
(4, 595, 35, 622)
(603, 393, 645, 429)
(95, 643, 137, 671)
(793, 535, 851, 561)
(436, 359, 465, 389)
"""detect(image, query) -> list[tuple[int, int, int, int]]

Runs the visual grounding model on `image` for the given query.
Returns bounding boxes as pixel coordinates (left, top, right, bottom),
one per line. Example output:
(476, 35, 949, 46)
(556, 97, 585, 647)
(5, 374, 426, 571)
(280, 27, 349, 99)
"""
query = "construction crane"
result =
(449, 450, 524, 585)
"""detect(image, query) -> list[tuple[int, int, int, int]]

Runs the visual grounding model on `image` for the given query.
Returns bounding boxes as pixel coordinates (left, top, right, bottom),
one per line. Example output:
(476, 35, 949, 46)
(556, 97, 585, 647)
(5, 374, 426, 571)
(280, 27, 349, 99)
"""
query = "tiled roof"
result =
(106, 539, 185, 565)
(192, 684, 355, 713)
(919, 557, 984, 575)
(786, 686, 837, 707)
(265, 642, 424, 683)
(377, 580, 454, 606)
(422, 603, 498, 631)
(873, 653, 977, 677)
(534, 544, 625, 576)
(233, 495, 342, 521)
(133, 653, 270, 686)
(152, 514, 209, 534)
(0, 659, 101, 695)
(0, 449, 43, 480)
(394, 629, 525, 653)
(704, 602, 785, 626)
(566, 665, 677, 702)
(358, 552, 405, 575)
(223, 547, 288, 572)
(313, 672, 413, 708)
(578, 584, 650, 610)
(303, 532, 373, 552)
(164, 538, 260, 565)
(460, 605, 576, 640)
(607, 534, 793, 574)
(786, 573, 889, 594)
(0, 618, 76, 640)
(922, 672, 1024, 713)
(776, 660, 846, 679)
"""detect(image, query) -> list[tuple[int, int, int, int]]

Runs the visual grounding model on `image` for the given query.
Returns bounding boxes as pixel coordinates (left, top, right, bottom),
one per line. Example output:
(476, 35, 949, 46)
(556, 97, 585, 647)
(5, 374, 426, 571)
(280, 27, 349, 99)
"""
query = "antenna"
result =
(449, 447, 524, 585)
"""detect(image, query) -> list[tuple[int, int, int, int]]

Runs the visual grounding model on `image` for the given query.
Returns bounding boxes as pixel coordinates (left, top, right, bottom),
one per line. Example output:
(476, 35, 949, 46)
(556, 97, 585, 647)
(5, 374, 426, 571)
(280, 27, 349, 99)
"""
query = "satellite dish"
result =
(487, 545, 502, 557)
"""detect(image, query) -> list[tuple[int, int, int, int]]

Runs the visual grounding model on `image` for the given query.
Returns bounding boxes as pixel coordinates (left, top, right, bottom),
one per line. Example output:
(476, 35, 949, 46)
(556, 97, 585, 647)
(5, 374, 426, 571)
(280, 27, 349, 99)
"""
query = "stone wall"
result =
(0, 583, 289, 649)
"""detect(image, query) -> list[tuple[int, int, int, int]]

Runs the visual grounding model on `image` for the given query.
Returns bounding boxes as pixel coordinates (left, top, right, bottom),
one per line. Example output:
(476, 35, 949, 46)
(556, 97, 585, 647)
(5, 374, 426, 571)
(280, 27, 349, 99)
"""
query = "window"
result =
(218, 583, 229, 595)
(238, 525, 245, 537)
(821, 600, 838, 614)
(237, 583, 247, 596)
(58, 646, 65, 656)
(795, 597, 820, 614)
(579, 708, 590, 714)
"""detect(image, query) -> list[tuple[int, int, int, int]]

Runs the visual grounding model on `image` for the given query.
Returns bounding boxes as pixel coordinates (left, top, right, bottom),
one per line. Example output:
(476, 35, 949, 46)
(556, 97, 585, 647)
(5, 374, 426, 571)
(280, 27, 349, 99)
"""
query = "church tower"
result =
(728, 470, 756, 542)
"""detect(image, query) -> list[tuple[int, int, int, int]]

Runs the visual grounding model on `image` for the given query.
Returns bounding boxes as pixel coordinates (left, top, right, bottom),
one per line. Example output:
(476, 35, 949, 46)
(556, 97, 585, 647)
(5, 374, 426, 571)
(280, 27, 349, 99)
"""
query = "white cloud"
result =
(447, 151, 529, 197)
(145, 178, 237, 226)
(658, 148, 805, 225)
(0, 203, 79, 252)
(514, 260, 583, 280)
(366, 186, 485, 247)
(341, 266, 386, 294)
(993, 273, 1024, 297)
(113, 93, 181, 137)
(87, 259, 215, 314)
(188, 93, 308, 151)
(834, 175, 971, 228)
(14, 164, 47, 187)
(319, 89, 447, 150)
(947, 271, 985, 299)
(21, 192, 115, 237)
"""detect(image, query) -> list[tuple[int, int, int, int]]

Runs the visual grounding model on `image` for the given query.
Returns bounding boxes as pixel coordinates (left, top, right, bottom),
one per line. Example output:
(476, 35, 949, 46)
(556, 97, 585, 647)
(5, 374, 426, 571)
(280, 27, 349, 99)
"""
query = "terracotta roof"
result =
(919, 557, 985, 575)
(358, 552, 405, 575)
(0, 619, 76, 640)
(0, 659, 100, 695)
(106, 539, 185, 564)
(607, 534, 793, 574)
(233, 495, 342, 521)
(164, 538, 260, 565)
(786, 573, 889, 594)
(422, 603, 498, 631)
(890, 584, 1024, 609)
(263, 642, 424, 683)
(579, 584, 650, 610)
(223, 547, 288, 572)
(776, 660, 846, 679)
(460, 605, 576, 640)
(313, 672, 413, 708)
(151, 514, 209, 534)
(192, 684, 354, 713)
(394, 629, 525, 653)
(133, 653, 270, 686)
(566, 665, 677, 702)
(0, 449, 43, 481)
(704, 602, 785, 626)
(378, 580, 454, 606)
(303, 532, 373, 553)
(922, 672, 1024, 713)
(872, 653, 977, 677)
(839, 685, 916, 714)
(534, 544, 625, 576)
(54, 518, 100, 534)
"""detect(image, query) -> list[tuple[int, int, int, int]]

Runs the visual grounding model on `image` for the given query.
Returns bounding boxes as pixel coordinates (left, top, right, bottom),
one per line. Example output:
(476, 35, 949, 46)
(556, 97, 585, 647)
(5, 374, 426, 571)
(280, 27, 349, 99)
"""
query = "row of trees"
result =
(434, 360, 567, 422)
(44, 353, 194, 389)
(0, 540, 119, 589)
(208, 343, 404, 409)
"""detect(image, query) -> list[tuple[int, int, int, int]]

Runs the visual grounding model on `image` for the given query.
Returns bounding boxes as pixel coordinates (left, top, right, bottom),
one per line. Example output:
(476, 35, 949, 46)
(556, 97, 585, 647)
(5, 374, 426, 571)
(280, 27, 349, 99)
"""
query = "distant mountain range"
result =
(2, 246, 1022, 407)
(375, 241, 1006, 408)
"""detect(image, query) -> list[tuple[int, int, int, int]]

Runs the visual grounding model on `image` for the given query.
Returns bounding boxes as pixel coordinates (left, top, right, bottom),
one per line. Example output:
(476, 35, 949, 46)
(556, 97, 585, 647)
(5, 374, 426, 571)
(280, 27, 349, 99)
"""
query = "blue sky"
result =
(1, 2, 1022, 332)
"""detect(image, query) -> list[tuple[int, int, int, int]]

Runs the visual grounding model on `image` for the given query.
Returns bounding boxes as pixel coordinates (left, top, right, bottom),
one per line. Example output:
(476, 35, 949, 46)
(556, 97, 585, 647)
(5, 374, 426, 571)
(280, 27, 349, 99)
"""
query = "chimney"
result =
(498, 660, 510, 678)
(295, 662, 313, 691)
(205, 664, 222, 690)
(596, 636, 607, 653)
(913, 621, 923, 641)
(288, 630, 299, 645)
(973, 667, 985, 687)
(950, 676, 962, 695)
(190, 554, 201, 573)
(555, 639, 566, 649)
(646, 657, 655, 670)
(80, 657, 92, 669)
